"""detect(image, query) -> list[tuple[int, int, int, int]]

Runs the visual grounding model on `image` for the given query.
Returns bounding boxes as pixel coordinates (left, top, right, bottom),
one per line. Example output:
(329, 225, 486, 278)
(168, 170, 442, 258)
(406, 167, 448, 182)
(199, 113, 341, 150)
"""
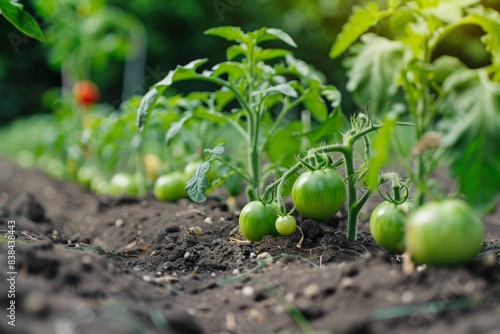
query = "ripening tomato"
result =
(291, 168, 346, 221)
(370, 201, 411, 253)
(239, 201, 279, 242)
(153, 172, 187, 202)
(275, 215, 297, 236)
(406, 199, 484, 266)
(73, 81, 99, 106)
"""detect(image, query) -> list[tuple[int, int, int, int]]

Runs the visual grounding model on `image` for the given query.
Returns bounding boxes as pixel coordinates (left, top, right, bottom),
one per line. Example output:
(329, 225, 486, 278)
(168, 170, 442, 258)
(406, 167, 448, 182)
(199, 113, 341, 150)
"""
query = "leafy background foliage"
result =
(2, 0, 498, 124)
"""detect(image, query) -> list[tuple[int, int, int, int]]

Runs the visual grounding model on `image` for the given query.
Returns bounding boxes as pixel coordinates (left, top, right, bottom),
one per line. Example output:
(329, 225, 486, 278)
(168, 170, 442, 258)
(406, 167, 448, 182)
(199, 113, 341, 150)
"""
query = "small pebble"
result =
(115, 218, 124, 227)
(340, 277, 354, 288)
(142, 275, 152, 282)
(242, 286, 254, 297)
(189, 226, 203, 236)
(24, 292, 48, 317)
(256, 252, 271, 260)
(303, 283, 320, 299)
(232, 268, 240, 275)
(401, 291, 414, 303)
(184, 252, 191, 260)
(203, 217, 213, 224)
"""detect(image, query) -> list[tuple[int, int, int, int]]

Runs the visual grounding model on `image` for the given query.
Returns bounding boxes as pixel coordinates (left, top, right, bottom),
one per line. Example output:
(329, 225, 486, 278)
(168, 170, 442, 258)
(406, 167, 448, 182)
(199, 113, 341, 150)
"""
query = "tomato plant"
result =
(406, 200, 484, 266)
(238, 201, 279, 242)
(137, 26, 344, 204)
(275, 215, 297, 236)
(291, 168, 345, 221)
(331, 1, 500, 212)
(153, 172, 187, 202)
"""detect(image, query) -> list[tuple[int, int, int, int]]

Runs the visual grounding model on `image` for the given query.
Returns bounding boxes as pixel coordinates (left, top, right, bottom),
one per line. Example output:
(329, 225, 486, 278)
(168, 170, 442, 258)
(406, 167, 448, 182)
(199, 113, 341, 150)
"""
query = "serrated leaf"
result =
(186, 161, 210, 203)
(465, 8, 500, 66)
(136, 88, 159, 132)
(165, 112, 193, 145)
(205, 26, 246, 42)
(441, 72, 500, 213)
(304, 92, 327, 122)
(347, 35, 407, 114)
(261, 28, 297, 48)
(330, 2, 393, 58)
(366, 113, 397, 191)
(0, 0, 45, 41)
(205, 144, 225, 155)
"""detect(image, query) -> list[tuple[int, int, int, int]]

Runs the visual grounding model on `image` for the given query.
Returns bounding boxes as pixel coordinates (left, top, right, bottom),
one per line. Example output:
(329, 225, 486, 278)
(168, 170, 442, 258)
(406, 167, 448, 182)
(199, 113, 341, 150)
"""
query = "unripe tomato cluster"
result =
(238, 168, 346, 242)
(238, 167, 484, 266)
(369, 199, 484, 265)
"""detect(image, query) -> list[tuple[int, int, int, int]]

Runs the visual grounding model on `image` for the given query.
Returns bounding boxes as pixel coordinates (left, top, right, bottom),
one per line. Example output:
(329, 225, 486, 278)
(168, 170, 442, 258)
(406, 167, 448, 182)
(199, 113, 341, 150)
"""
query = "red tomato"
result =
(73, 81, 100, 106)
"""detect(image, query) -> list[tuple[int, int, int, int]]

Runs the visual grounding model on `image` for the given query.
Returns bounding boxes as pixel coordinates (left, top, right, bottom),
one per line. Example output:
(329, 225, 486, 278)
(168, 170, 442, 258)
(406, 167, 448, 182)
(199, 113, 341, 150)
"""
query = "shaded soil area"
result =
(1, 160, 500, 334)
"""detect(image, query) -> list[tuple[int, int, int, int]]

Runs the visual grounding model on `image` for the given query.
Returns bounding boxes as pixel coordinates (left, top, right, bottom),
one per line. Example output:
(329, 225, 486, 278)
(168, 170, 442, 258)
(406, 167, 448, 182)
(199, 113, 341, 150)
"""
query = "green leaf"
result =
(256, 48, 292, 62)
(330, 2, 393, 58)
(205, 26, 246, 43)
(193, 106, 227, 124)
(366, 113, 397, 191)
(266, 121, 303, 166)
(465, 7, 500, 66)
(322, 85, 342, 108)
(432, 56, 467, 84)
(265, 83, 298, 98)
(441, 72, 500, 213)
(214, 90, 235, 111)
(263, 28, 297, 48)
(186, 161, 210, 203)
(347, 35, 407, 114)
(0, 0, 45, 41)
(136, 88, 159, 132)
(212, 61, 245, 79)
(226, 44, 246, 60)
(156, 59, 209, 87)
(205, 144, 225, 155)
(303, 109, 346, 144)
(165, 112, 193, 145)
(304, 92, 327, 122)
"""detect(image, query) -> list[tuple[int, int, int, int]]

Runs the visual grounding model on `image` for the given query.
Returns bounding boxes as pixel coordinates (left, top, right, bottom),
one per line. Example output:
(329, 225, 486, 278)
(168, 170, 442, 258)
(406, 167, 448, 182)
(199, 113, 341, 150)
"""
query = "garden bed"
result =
(1, 160, 499, 334)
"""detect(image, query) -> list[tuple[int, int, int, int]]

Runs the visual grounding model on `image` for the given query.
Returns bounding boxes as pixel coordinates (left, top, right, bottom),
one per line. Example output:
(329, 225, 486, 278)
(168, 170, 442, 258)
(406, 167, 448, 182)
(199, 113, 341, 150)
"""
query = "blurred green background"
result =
(0, 0, 496, 124)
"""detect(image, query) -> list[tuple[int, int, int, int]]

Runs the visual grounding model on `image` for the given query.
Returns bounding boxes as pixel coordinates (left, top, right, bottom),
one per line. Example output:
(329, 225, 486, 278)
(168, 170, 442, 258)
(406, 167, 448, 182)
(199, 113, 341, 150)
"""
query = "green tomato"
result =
(370, 201, 411, 253)
(406, 199, 484, 266)
(109, 173, 138, 197)
(239, 201, 279, 242)
(291, 168, 346, 221)
(76, 166, 100, 189)
(275, 215, 297, 236)
(154, 172, 187, 202)
(90, 175, 110, 195)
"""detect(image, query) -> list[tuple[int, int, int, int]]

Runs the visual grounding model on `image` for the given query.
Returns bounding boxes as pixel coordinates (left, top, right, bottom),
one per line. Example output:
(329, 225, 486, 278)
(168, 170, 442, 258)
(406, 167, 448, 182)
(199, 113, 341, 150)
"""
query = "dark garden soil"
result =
(1, 160, 500, 334)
